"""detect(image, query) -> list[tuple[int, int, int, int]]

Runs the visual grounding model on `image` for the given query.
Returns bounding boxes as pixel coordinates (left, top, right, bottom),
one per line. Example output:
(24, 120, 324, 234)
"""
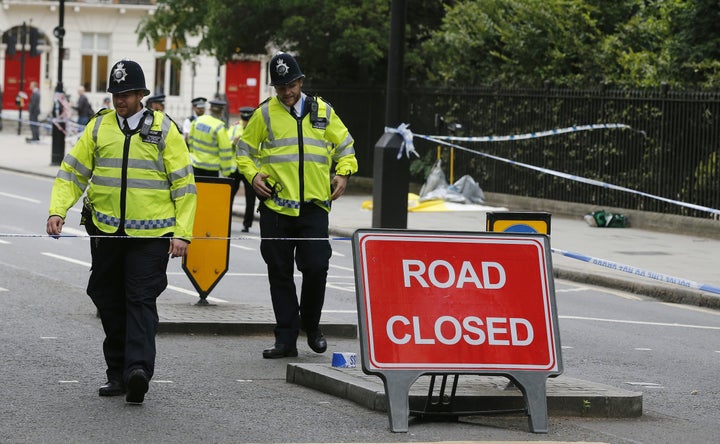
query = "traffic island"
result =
(287, 363, 642, 419)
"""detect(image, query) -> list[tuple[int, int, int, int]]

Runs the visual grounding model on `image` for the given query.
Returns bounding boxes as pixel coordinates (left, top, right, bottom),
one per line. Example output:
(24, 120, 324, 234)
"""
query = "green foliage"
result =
(415, 0, 601, 88)
(138, 0, 720, 89)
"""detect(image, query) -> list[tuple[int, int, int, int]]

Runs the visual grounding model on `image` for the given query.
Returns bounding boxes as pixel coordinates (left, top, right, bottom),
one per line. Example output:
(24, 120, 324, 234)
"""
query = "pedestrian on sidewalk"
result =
(236, 52, 358, 359)
(75, 86, 94, 126)
(228, 106, 257, 232)
(26, 81, 41, 143)
(0, 84, 4, 131)
(46, 59, 197, 404)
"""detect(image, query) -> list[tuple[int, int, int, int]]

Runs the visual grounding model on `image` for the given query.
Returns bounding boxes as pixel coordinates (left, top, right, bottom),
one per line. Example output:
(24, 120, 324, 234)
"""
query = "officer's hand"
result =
(331, 175, 349, 201)
(46, 215, 64, 238)
(168, 238, 189, 258)
(252, 172, 273, 199)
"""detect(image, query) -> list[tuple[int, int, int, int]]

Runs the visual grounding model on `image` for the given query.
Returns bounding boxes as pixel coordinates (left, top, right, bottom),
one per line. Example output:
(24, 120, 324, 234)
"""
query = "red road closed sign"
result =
(355, 231, 560, 372)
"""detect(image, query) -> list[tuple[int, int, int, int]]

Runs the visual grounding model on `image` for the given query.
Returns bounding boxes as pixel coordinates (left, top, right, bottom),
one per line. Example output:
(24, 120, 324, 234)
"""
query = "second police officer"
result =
(188, 99, 235, 178)
(236, 53, 358, 359)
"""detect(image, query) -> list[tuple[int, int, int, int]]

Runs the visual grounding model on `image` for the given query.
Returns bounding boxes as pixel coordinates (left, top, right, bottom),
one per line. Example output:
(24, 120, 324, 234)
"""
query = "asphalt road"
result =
(1, 169, 719, 443)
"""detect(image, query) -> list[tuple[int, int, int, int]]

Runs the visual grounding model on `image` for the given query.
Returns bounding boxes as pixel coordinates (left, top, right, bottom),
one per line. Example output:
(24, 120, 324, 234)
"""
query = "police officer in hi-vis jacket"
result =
(235, 52, 358, 359)
(46, 59, 197, 404)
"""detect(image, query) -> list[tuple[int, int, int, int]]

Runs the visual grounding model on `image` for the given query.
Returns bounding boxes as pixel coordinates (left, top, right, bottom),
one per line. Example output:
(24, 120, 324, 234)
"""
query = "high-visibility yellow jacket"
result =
(49, 109, 197, 241)
(236, 95, 358, 216)
(188, 114, 234, 176)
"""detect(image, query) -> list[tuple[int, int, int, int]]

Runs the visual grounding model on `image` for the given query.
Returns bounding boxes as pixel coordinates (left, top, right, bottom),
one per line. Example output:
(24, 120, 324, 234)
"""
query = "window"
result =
(80, 33, 110, 93)
(154, 38, 181, 96)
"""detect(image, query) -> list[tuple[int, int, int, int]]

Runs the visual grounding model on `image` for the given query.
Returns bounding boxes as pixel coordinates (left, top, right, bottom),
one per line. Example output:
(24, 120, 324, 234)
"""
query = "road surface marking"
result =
(0, 192, 42, 203)
(560, 315, 720, 330)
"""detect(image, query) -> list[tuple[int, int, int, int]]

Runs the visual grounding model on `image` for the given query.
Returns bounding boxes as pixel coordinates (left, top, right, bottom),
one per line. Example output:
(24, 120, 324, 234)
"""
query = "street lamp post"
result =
(371, 0, 408, 228)
(51, 0, 66, 165)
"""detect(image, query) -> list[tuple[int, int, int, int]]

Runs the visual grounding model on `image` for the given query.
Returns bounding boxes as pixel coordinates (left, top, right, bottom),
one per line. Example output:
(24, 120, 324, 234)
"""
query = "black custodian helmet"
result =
(269, 53, 304, 86)
(107, 60, 151, 95)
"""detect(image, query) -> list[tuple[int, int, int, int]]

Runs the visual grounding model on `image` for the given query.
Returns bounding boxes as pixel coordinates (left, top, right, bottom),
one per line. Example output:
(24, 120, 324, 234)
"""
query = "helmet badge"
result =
(111, 62, 128, 85)
(275, 59, 290, 79)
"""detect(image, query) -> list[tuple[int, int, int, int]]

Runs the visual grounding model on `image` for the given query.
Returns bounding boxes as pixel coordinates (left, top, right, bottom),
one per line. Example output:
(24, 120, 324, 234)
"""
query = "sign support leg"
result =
(511, 372, 550, 433)
(382, 371, 419, 432)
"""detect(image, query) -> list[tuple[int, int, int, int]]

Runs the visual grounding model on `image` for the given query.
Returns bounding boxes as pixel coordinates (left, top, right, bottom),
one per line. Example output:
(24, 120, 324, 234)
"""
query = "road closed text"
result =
(402, 259, 506, 289)
(386, 315, 534, 346)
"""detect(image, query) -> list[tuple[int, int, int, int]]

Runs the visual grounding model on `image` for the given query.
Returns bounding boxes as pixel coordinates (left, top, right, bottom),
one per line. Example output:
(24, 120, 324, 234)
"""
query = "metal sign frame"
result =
(351, 229, 562, 433)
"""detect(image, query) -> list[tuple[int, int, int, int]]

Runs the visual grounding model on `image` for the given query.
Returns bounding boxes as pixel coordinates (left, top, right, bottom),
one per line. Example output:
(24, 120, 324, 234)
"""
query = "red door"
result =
(225, 60, 261, 113)
(3, 51, 41, 111)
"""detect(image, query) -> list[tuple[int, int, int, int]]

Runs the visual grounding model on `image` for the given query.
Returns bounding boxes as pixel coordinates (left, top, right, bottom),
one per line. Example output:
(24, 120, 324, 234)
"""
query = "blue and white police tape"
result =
(3, 232, 718, 295)
(410, 127, 720, 218)
(331, 352, 357, 368)
(0, 115, 85, 134)
(383, 123, 420, 159)
(0, 233, 352, 241)
(553, 247, 720, 296)
(428, 123, 643, 142)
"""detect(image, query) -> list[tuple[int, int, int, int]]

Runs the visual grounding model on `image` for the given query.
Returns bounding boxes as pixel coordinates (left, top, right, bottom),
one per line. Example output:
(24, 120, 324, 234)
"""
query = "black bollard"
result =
(371, 132, 409, 229)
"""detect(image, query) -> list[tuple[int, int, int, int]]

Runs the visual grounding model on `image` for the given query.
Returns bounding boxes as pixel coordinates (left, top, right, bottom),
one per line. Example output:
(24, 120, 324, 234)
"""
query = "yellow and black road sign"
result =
(182, 176, 235, 304)
(486, 211, 551, 235)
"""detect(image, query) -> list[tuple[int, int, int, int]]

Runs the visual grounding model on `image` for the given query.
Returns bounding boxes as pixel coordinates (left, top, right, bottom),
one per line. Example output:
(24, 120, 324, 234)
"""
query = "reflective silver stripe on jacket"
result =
(55, 166, 88, 192)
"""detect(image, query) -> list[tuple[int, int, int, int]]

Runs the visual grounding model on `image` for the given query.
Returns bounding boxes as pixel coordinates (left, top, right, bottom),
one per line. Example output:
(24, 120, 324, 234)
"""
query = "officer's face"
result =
(113, 91, 145, 118)
(274, 79, 303, 108)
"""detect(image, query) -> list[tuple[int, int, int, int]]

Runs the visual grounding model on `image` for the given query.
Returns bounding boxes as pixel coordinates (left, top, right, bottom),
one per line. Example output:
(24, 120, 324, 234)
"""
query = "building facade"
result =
(1, 0, 270, 123)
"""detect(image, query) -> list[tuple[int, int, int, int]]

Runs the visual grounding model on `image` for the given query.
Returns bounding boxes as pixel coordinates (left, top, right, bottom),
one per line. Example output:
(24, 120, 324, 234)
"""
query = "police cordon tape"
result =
(2, 232, 719, 296)
(385, 123, 720, 218)
(552, 247, 720, 296)
(1, 114, 86, 136)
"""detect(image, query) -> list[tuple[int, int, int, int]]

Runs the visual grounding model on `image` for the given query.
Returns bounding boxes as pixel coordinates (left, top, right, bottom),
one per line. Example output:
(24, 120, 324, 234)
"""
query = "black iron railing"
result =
(311, 85, 720, 219)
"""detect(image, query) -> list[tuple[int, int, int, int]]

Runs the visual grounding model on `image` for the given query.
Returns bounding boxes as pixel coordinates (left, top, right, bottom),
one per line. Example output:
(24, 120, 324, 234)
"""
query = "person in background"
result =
(146, 94, 165, 112)
(188, 99, 234, 178)
(75, 86, 94, 126)
(182, 97, 207, 143)
(102, 97, 112, 109)
(46, 59, 197, 405)
(26, 81, 41, 143)
(0, 84, 4, 131)
(236, 52, 358, 359)
(228, 106, 257, 232)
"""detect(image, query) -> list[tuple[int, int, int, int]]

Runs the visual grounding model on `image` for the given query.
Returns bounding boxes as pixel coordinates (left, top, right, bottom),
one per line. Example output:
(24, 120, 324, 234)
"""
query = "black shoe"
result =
(125, 369, 149, 404)
(262, 343, 298, 359)
(98, 380, 125, 396)
(307, 330, 327, 354)
(241, 227, 250, 233)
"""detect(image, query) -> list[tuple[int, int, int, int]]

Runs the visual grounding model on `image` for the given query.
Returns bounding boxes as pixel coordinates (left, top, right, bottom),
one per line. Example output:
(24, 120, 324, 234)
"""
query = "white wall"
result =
(1, 0, 265, 121)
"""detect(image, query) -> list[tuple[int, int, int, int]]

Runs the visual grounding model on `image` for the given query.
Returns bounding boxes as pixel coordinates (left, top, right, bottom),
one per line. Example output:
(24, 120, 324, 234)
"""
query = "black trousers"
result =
(259, 203, 332, 346)
(87, 236, 170, 383)
(240, 176, 256, 229)
(29, 113, 40, 140)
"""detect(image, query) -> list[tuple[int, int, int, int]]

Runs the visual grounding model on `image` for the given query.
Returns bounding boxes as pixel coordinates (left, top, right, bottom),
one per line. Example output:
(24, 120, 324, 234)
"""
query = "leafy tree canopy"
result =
(138, 0, 720, 90)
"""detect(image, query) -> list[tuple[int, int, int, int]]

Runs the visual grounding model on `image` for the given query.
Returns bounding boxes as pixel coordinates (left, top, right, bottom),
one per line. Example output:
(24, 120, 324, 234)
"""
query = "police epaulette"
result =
(150, 110, 182, 133)
(93, 108, 113, 119)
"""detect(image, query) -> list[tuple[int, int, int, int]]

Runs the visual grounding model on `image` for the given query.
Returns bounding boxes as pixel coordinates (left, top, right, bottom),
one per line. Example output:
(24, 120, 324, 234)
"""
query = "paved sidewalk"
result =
(2, 127, 719, 421)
